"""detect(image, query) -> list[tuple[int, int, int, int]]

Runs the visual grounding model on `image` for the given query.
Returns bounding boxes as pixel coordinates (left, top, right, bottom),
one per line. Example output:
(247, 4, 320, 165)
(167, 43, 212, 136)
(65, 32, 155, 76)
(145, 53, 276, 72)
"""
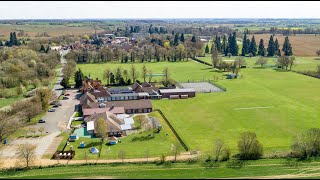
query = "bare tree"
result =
(255, 57, 268, 67)
(148, 69, 153, 83)
(142, 64, 147, 82)
(171, 142, 182, 162)
(145, 148, 150, 162)
(118, 150, 126, 162)
(211, 44, 219, 68)
(130, 64, 139, 83)
(29, 127, 37, 137)
(103, 67, 111, 85)
(213, 139, 230, 162)
(123, 69, 129, 83)
(38, 127, 45, 136)
(16, 144, 37, 168)
(292, 128, 320, 158)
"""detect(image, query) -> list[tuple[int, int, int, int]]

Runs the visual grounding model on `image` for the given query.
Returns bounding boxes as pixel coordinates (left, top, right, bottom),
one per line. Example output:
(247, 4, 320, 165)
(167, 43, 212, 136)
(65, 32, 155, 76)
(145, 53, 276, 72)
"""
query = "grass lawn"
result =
(152, 67, 320, 155)
(2, 159, 320, 178)
(62, 111, 183, 160)
(73, 61, 218, 84)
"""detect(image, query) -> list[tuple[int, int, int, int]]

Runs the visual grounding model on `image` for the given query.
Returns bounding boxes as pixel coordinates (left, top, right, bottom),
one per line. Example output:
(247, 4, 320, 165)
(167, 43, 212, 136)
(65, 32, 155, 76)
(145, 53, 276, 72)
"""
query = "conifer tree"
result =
(180, 33, 185, 42)
(267, 35, 275, 56)
(174, 33, 180, 46)
(258, 39, 265, 56)
(249, 35, 257, 56)
(242, 33, 248, 56)
(282, 36, 293, 56)
(222, 35, 227, 53)
(205, 44, 209, 53)
(274, 38, 280, 56)
(191, 35, 196, 43)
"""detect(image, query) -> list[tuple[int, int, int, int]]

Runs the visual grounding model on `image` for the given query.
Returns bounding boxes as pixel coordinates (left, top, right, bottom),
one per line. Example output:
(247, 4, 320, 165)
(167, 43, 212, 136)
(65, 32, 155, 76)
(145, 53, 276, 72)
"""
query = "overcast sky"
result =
(0, 1, 319, 19)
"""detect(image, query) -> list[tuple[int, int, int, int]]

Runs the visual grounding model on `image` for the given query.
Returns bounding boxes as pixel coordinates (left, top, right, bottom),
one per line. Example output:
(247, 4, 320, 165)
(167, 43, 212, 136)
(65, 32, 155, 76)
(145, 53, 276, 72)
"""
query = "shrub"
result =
(238, 132, 263, 160)
(292, 128, 320, 159)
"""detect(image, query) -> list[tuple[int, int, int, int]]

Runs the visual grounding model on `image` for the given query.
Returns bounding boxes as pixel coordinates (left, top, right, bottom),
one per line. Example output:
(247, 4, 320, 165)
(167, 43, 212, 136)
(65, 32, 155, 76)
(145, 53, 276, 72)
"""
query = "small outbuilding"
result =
(90, 147, 99, 154)
(69, 134, 79, 142)
(226, 73, 238, 79)
(108, 136, 119, 145)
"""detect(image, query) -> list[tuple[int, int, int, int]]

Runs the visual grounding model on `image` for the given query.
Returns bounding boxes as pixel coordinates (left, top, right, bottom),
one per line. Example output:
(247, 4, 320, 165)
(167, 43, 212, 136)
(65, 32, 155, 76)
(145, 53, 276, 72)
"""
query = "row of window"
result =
(126, 108, 151, 114)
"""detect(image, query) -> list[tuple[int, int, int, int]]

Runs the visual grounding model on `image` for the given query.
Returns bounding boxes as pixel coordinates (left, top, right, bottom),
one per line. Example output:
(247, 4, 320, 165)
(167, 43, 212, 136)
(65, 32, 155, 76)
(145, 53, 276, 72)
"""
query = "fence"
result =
(191, 57, 212, 67)
(153, 109, 189, 152)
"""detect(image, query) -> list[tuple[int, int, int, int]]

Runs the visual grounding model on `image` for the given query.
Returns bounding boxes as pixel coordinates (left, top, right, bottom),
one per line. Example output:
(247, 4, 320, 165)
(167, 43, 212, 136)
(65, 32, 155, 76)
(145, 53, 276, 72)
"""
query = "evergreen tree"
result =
(9, 32, 13, 46)
(180, 33, 185, 42)
(174, 33, 180, 46)
(274, 38, 280, 56)
(246, 38, 250, 54)
(267, 35, 275, 56)
(229, 32, 238, 56)
(249, 35, 257, 56)
(222, 35, 227, 53)
(282, 36, 293, 56)
(40, 44, 46, 52)
(258, 39, 265, 56)
(191, 35, 196, 43)
(242, 33, 248, 56)
(205, 44, 209, 53)
(12, 32, 18, 45)
(0, 41, 3, 46)
(74, 68, 84, 88)
(214, 35, 222, 52)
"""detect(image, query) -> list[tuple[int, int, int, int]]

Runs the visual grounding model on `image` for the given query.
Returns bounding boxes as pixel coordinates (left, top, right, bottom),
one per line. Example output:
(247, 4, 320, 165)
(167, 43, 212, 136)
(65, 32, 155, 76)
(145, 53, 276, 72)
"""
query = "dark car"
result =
(63, 96, 69, 100)
(53, 104, 59, 108)
(48, 108, 56, 112)
(38, 119, 46, 123)
(65, 93, 70, 96)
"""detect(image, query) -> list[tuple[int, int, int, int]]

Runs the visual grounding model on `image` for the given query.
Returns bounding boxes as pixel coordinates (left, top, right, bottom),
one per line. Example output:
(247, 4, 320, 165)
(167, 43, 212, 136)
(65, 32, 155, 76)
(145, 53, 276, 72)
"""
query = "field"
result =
(248, 34, 320, 57)
(153, 66, 320, 154)
(73, 61, 216, 84)
(197, 54, 320, 72)
(59, 111, 183, 160)
(2, 159, 320, 178)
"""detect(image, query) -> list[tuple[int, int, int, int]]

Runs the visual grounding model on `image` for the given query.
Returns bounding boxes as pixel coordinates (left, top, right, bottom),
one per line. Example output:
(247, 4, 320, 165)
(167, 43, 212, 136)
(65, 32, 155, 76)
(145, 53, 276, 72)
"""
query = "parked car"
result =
(56, 102, 62, 106)
(63, 96, 69, 100)
(48, 108, 56, 112)
(65, 93, 70, 96)
(38, 119, 46, 123)
(53, 104, 59, 108)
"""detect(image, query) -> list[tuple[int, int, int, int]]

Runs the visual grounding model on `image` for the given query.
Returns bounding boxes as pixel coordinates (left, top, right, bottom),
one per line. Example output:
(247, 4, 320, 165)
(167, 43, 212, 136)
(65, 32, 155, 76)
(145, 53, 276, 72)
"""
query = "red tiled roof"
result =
(83, 107, 125, 116)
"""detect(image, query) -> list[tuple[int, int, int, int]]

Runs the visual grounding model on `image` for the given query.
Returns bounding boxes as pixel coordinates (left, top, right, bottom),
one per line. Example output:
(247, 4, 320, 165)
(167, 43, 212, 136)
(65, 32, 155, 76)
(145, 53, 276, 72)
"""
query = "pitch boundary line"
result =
(234, 106, 274, 110)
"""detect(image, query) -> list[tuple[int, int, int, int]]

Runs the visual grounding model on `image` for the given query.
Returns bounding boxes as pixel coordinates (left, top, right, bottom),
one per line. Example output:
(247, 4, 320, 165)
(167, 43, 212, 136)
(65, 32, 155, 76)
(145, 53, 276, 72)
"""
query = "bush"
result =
(226, 160, 246, 169)
(292, 128, 320, 159)
(238, 132, 263, 160)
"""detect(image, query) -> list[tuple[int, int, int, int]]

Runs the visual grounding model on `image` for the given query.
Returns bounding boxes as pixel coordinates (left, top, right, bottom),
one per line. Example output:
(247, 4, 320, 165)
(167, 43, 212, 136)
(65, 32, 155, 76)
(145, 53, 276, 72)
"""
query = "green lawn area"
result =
(2, 159, 320, 179)
(61, 111, 183, 160)
(73, 61, 218, 84)
(152, 66, 320, 155)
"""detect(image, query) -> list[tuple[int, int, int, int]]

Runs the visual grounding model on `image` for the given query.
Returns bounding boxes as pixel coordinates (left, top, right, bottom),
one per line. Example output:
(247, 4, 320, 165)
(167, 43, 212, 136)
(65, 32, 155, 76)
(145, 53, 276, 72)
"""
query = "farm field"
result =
(152, 66, 320, 155)
(2, 159, 320, 179)
(58, 111, 183, 160)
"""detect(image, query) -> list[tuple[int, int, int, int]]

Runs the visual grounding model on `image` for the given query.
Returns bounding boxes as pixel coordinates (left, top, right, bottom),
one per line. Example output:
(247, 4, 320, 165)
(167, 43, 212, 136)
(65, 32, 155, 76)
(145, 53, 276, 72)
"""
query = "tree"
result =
(229, 32, 239, 56)
(148, 69, 153, 83)
(316, 50, 320, 56)
(171, 142, 182, 162)
(258, 39, 265, 56)
(16, 144, 37, 168)
(213, 139, 230, 162)
(29, 127, 37, 137)
(39, 44, 46, 53)
(238, 132, 263, 160)
(38, 127, 45, 136)
(16, 82, 26, 95)
(267, 35, 275, 56)
(95, 118, 107, 142)
(205, 44, 209, 53)
(292, 128, 320, 158)
(180, 33, 185, 42)
(74, 68, 84, 88)
(144, 148, 150, 162)
(0, 112, 20, 143)
(130, 64, 138, 83)
(115, 67, 122, 84)
(249, 35, 257, 56)
(162, 67, 171, 87)
(141, 64, 147, 82)
(191, 35, 196, 43)
(282, 36, 293, 56)
(123, 69, 129, 83)
(174, 33, 180, 46)
(255, 57, 268, 67)
(60, 78, 69, 89)
(222, 35, 227, 53)
(118, 150, 126, 162)
(236, 56, 246, 68)
(274, 38, 280, 56)
(278, 55, 291, 70)
(288, 56, 296, 70)
(35, 88, 53, 111)
(103, 67, 112, 85)
(211, 44, 219, 68)
(242, 33, 248, 56)
(110, 73, 115, 84)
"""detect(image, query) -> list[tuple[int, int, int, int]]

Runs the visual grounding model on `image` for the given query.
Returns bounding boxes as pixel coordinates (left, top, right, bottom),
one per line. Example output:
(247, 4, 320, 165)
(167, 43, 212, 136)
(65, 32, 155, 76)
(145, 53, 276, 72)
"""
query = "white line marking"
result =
(234, 106, 274, 110)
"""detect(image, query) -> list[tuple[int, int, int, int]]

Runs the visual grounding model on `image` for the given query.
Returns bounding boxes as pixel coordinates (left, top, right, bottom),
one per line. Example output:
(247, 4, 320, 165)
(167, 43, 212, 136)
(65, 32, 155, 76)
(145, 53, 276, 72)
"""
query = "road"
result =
(0, 49, 80, 159)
